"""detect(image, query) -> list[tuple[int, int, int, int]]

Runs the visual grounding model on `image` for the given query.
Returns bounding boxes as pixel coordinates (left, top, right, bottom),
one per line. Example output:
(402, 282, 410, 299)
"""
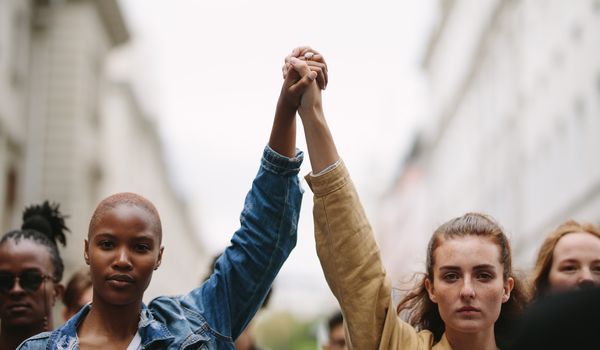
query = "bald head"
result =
(88, 192, 162, 241)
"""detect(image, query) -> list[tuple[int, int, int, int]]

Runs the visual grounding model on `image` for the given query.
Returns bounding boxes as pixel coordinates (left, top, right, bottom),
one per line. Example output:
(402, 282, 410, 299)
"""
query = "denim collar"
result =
(50, 303, 174, 349)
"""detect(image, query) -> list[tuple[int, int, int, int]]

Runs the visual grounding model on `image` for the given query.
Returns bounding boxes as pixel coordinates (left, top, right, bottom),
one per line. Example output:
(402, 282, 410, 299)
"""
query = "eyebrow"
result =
(93, 232, 157, 242)
(438, 264, 497, 271)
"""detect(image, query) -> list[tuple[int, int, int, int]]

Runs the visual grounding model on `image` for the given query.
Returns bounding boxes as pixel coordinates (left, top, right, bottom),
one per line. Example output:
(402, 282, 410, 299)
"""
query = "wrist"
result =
(276, 96, 298, 116)
(298, 103, 323, 121)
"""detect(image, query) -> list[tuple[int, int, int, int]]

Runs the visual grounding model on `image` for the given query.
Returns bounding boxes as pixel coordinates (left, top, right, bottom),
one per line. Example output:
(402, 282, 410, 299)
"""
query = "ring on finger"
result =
(304, 52, 314, 60)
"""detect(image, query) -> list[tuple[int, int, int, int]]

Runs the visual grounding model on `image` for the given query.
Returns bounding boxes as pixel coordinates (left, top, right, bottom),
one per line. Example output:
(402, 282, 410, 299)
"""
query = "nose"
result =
(8, 277, 27, 297)
(460, 276, 476, 299)
(577, 268, 597, 289)
(112, 247, 133, 271)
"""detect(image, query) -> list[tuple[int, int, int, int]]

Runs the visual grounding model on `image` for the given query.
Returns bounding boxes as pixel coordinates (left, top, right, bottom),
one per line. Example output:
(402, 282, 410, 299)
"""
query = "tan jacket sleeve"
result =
(305, 161, 436, 350)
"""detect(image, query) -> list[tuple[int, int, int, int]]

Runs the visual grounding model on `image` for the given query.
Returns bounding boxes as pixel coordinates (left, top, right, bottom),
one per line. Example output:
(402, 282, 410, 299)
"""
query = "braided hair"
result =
(0, 201, 70, 281)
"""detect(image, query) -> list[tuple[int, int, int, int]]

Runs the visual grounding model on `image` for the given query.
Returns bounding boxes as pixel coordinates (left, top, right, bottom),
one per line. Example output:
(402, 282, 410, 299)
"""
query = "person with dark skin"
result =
(0, 202, 69, 350)
(18, 50, 328, 350)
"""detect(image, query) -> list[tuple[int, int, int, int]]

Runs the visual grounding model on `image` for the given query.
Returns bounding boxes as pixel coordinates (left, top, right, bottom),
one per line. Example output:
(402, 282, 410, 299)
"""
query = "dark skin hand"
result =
(269, 48, 328, 158)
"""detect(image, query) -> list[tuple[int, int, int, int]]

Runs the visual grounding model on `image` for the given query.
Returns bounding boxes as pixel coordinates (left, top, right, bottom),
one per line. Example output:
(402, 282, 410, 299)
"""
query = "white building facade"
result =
(0, 0, 204, 301)
(377, 0, 600, 283)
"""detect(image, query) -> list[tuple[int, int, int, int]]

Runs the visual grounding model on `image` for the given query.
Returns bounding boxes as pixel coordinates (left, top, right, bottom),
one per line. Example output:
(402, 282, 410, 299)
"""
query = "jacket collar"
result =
(49, 303, 174, 348)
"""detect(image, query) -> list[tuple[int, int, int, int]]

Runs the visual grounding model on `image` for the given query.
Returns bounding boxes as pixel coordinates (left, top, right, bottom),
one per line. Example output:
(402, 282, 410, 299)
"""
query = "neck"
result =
(0, 322, 44, 350)
(445, 327, 499, 350)
(79, 295, 141, 341)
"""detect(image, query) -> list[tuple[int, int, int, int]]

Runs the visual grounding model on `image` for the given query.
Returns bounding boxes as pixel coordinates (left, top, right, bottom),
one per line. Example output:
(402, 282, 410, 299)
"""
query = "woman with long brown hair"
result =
(286, 46, 529, 349)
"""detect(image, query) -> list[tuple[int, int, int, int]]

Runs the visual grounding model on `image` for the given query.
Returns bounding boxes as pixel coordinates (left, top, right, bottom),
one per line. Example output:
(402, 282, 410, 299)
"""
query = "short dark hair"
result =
(89, 192, 162, 241)
(327, 311, 343, 334)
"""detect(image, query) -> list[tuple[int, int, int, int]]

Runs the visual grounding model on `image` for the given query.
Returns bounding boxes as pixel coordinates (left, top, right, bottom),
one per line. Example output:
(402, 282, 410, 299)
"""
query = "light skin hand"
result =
(282, 46, 328, 90)
(286, 51, 339, 174)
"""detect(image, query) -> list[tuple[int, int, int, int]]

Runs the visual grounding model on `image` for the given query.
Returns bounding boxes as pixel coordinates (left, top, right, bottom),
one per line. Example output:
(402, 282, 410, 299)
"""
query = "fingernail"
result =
(309, 71, 317, 80)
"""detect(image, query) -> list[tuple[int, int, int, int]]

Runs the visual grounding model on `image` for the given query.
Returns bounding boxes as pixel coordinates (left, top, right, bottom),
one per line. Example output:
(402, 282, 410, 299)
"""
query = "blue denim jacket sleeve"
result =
(181, 145, 303, 340)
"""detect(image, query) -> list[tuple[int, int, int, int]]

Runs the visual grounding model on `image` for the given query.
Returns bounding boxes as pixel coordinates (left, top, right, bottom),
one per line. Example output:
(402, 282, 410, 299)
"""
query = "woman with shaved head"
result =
(19, 49, 328, 350)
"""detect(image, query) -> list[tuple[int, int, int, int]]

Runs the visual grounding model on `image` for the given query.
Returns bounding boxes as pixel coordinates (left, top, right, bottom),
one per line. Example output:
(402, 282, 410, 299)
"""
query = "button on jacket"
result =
(19, 146, 304, 350)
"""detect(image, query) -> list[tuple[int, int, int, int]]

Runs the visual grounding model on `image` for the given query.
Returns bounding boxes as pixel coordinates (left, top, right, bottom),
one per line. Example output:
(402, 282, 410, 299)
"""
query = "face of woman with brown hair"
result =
(547, 232, 600, 292)
(425, 236, 514, 336)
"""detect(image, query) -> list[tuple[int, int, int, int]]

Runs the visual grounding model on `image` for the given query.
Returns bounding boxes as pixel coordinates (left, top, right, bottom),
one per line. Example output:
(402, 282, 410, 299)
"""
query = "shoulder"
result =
(147, 294, 209, 323)
(17, 331, 52, 349)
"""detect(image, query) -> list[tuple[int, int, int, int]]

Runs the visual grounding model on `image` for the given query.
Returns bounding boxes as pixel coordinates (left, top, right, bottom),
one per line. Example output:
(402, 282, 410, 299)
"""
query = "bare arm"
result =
(284, 47, 339, 173)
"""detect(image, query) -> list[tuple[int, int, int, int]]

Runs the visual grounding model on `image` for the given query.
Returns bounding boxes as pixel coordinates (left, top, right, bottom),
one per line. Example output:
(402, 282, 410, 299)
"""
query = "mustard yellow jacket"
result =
(306, 161, 453, 350)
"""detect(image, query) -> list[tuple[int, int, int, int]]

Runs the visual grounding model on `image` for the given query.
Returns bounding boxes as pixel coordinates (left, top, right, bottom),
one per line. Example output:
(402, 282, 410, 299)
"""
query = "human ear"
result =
(503, 276, 514, 303)
(425, 278, 437, 303)
(51, 284, 65, 307)
(154, 246, 164, 270)
(84, 239, 90, 265)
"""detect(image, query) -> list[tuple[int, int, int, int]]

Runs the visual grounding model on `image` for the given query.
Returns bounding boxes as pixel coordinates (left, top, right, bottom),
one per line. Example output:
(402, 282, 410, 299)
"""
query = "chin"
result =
(450, 319, 489, 334)
(100, 290, 142, 306)
(3, 316, 39, 327)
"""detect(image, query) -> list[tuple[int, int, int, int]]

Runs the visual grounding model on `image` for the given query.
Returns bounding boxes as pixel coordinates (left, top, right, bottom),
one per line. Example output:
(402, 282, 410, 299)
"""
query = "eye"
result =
(591, 265, 600, 274)
(559, 264, 578, 273)
(98, 240, 114, 250)
(134, 243, 151, 252)
(476, 272, 494, 281)
(442, 272, 459, 282)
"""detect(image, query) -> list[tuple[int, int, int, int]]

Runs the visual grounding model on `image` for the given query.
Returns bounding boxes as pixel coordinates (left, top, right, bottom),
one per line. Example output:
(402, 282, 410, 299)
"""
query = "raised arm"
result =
(291, 48, 428, 349)
(178, 53, 327, 343)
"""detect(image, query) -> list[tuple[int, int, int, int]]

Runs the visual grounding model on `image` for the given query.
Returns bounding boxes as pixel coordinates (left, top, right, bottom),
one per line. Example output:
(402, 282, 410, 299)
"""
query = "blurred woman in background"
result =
(531, 220, 600, 298)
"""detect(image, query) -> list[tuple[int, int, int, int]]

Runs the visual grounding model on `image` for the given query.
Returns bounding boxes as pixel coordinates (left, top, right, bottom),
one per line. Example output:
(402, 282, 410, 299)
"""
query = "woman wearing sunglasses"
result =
(0, 202, 69, 350)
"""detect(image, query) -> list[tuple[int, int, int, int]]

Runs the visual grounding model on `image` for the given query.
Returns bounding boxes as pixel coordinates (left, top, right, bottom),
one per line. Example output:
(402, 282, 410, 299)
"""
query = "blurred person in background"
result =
(509, 286, 600, 350)
(286, 46, 529, 350)
(234, 288, 271, 350)
(206, 253, 272, 350)
(323, 311, 346, 350)
(0, 202, 69, 350)
(531, 220, 600, 298)
(62, 267, 92, 322)
(18, 49, 326, 350)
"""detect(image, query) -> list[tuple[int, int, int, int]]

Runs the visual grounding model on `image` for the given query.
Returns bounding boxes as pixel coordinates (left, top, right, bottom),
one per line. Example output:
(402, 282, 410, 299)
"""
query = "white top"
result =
(126, 332, 142, 350)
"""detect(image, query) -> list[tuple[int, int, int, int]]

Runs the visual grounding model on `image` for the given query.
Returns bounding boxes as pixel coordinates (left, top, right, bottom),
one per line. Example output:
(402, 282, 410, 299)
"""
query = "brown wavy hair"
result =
(396, 213, 530, 348)
(531, 219, 600, 298)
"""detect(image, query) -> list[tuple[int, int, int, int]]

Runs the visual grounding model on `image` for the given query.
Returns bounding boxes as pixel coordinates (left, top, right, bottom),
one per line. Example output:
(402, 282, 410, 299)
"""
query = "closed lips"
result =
(107, 274, 134, 282)
(457, 306, 480, 312)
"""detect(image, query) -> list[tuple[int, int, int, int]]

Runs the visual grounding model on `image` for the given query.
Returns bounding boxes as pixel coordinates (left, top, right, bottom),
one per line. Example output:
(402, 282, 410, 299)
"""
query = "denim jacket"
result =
(19, 146, 304, 350)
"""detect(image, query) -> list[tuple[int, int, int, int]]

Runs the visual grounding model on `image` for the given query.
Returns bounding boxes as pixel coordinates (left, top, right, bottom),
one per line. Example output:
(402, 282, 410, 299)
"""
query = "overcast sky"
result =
(111, 0, 437, 317)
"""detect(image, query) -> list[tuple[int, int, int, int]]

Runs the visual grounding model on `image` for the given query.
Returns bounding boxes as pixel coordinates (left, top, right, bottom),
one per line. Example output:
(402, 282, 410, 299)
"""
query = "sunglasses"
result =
(0, 271, 55, 294)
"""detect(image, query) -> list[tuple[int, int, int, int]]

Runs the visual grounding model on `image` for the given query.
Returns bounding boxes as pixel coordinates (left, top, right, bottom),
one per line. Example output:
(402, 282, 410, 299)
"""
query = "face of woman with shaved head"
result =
(85, 193, 163, 306)
(17, 47, 313, 350)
